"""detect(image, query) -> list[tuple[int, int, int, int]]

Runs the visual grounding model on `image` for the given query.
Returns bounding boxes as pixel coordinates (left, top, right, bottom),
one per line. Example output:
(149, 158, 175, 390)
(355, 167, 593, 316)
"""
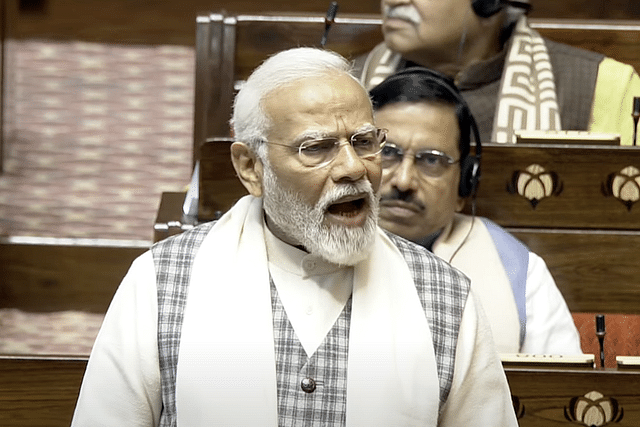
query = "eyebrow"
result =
(293, 130, 328, 144)
(354, 124, 377, 134)
(415, 149, 450, 156)
(292, 124, 377, 144)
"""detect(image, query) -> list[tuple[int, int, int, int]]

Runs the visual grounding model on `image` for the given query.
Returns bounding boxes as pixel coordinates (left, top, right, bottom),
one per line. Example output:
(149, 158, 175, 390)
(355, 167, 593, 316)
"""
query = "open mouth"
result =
(327, 197, 367, 218)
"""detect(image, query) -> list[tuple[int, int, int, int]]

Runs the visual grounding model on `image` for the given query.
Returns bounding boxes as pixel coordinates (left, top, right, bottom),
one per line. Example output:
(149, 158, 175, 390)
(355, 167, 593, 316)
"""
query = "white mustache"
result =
(384, 4, 422, 25)
(319, 180, 376, 212)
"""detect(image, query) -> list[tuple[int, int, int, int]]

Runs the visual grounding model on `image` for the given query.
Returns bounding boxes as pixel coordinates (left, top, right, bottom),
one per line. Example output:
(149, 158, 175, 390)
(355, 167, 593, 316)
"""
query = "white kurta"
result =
(434, 213, 582, 355)
(71, 200, 517, 426)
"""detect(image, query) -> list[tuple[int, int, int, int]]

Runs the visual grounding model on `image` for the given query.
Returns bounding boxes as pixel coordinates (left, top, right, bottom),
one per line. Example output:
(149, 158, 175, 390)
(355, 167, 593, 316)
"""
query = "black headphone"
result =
(369, 67, 482, 198)
(472, 0, 503, 18)
(472, 0, 531, 18)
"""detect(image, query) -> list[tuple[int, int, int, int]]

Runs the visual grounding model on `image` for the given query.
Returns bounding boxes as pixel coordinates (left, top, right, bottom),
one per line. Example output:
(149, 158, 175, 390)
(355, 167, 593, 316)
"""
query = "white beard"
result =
(261, 163, 379, 266)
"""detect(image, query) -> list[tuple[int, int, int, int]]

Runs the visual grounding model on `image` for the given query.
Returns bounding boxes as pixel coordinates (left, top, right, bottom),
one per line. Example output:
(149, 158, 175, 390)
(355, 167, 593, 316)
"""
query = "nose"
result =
(330, 142, 368, 182)
(389, 156, 417, 191)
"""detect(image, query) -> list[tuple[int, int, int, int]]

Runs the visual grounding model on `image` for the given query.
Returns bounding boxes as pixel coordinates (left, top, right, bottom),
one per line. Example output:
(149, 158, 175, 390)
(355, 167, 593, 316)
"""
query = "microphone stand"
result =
(320, 2, 339, 48)
(632, 97, 640, 146)
(595, 314, 606, 368)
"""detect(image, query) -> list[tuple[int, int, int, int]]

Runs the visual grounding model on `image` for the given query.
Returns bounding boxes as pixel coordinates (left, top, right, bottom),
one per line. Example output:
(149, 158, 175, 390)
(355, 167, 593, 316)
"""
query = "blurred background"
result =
(1, 0, 639, 242)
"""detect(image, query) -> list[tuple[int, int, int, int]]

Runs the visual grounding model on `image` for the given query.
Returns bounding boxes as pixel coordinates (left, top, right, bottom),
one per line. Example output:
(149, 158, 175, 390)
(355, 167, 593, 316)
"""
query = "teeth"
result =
(328, 198, 365, 215)
(338, 209, 358, 218)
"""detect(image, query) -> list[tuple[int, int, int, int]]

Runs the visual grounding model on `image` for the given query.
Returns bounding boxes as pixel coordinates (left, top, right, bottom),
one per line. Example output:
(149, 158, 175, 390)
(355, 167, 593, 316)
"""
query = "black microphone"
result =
(632, 96, 640, 146)
(320, 1, 339, 48)
(595, 314, 606, 368)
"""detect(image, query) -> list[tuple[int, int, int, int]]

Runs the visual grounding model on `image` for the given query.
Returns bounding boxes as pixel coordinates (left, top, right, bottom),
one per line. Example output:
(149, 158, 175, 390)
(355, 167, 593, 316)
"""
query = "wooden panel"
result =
(531, 19, 640, 73)
(3, 354, 640, 427)
(193, 12, 225, 168)
(194, 12, 384, 151)
(472, 144, 640, 230)
(510, 229, 640, 314)
(9, 0, 383, 45)
(506, 366, 640, 426)
(6, 0, 640, 46)
(0, 239, 147, 312)
(192, 141, 640, 314)
(198, 138, 247, 221)
(232, 13, 383, 81)
(0, 355, 87, 427)
(467, 143, 640, 315)
(8, 0, 640, 46)
(530, 0, 640, 20)
(195, 12, 640, 158)
(230, 17, 640, 82)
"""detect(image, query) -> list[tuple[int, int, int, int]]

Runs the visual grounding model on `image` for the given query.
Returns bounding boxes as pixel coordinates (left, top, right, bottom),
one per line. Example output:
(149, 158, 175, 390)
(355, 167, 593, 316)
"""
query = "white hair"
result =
(230, 47, 360, 157)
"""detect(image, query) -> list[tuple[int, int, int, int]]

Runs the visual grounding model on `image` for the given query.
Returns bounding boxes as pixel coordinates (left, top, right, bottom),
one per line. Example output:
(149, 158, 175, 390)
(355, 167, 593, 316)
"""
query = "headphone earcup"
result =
(459, 155, 480, 198)
(471, 0, 503, 18)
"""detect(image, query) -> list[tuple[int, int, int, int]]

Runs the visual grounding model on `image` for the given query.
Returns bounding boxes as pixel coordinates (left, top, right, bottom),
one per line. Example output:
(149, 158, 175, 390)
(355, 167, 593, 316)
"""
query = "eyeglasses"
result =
(265, 128, 388, 168)
(381, 143, 460, 177)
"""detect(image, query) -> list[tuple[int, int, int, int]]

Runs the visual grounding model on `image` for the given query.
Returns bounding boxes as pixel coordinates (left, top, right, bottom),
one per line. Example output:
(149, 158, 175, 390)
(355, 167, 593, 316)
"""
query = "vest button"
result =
(301, 377, 316, 393)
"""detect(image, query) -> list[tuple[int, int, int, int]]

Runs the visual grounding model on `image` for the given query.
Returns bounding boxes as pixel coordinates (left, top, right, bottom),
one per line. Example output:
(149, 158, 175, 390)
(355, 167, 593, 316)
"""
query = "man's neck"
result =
(264, 212, 306, 251)
(402, 37, 503, 78)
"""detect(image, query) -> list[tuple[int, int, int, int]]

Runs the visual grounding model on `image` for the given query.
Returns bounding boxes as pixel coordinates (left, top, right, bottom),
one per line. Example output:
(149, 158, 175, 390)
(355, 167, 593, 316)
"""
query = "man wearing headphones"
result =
(370, 68, 582, 355)
(357, 0, 640, 145)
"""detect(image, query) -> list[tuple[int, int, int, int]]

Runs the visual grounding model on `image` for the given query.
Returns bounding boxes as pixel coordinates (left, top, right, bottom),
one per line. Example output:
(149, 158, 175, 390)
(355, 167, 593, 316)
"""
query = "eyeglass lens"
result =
(298, 129, 387, 167)
(381, 145, 456, 177)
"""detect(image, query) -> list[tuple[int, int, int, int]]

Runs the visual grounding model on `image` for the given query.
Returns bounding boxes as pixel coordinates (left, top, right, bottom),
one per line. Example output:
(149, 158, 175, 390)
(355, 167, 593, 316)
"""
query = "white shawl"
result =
(176, 195, 439, 425)
(492, 16, 561, 143)
(433, 214, 520, 353)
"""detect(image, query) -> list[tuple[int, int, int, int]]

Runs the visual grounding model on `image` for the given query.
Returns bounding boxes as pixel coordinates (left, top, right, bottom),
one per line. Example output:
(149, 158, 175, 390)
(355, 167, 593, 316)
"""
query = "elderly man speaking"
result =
(71, 47, 517, 426)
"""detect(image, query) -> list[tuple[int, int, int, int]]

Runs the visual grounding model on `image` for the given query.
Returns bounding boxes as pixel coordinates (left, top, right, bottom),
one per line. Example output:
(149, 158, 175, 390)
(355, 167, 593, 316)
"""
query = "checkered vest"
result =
(152, 222, 470, 426)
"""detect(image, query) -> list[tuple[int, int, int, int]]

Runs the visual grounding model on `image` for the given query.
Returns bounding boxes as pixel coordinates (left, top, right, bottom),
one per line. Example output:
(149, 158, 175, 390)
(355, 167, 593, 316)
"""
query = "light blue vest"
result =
(481, 217, 529, 348)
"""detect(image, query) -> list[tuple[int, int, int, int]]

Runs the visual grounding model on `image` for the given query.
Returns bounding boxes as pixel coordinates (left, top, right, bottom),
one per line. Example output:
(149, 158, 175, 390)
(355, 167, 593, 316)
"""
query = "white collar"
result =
(264, 222, 353, 355)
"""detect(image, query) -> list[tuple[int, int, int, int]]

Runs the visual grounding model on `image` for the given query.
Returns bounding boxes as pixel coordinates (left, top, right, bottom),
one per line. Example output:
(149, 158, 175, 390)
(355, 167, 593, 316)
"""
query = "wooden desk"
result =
(472, 143, 640, 230)
(183, 140, 640, 315)
(0, 355, 87, 427)
(3, 354, 640, 426)
(0, 237, 147, 312)
(469, 143, 640, 315)
(507, 366, 640, 426)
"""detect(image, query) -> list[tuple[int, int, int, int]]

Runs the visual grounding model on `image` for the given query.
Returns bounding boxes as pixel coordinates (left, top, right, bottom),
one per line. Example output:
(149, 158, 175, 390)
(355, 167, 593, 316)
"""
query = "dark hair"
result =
(369, 67, 473, 162)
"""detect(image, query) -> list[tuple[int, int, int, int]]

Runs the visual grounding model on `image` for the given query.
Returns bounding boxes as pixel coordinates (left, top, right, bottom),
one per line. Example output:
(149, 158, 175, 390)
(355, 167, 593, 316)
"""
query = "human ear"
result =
(230, 141, 264, 197)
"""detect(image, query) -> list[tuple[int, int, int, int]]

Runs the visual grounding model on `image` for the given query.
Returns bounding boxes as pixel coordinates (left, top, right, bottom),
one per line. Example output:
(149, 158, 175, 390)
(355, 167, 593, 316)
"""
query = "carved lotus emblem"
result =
(564, 391, 623, 426)
(507, 164, 563, 208)
(602, 166, 640, 211)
